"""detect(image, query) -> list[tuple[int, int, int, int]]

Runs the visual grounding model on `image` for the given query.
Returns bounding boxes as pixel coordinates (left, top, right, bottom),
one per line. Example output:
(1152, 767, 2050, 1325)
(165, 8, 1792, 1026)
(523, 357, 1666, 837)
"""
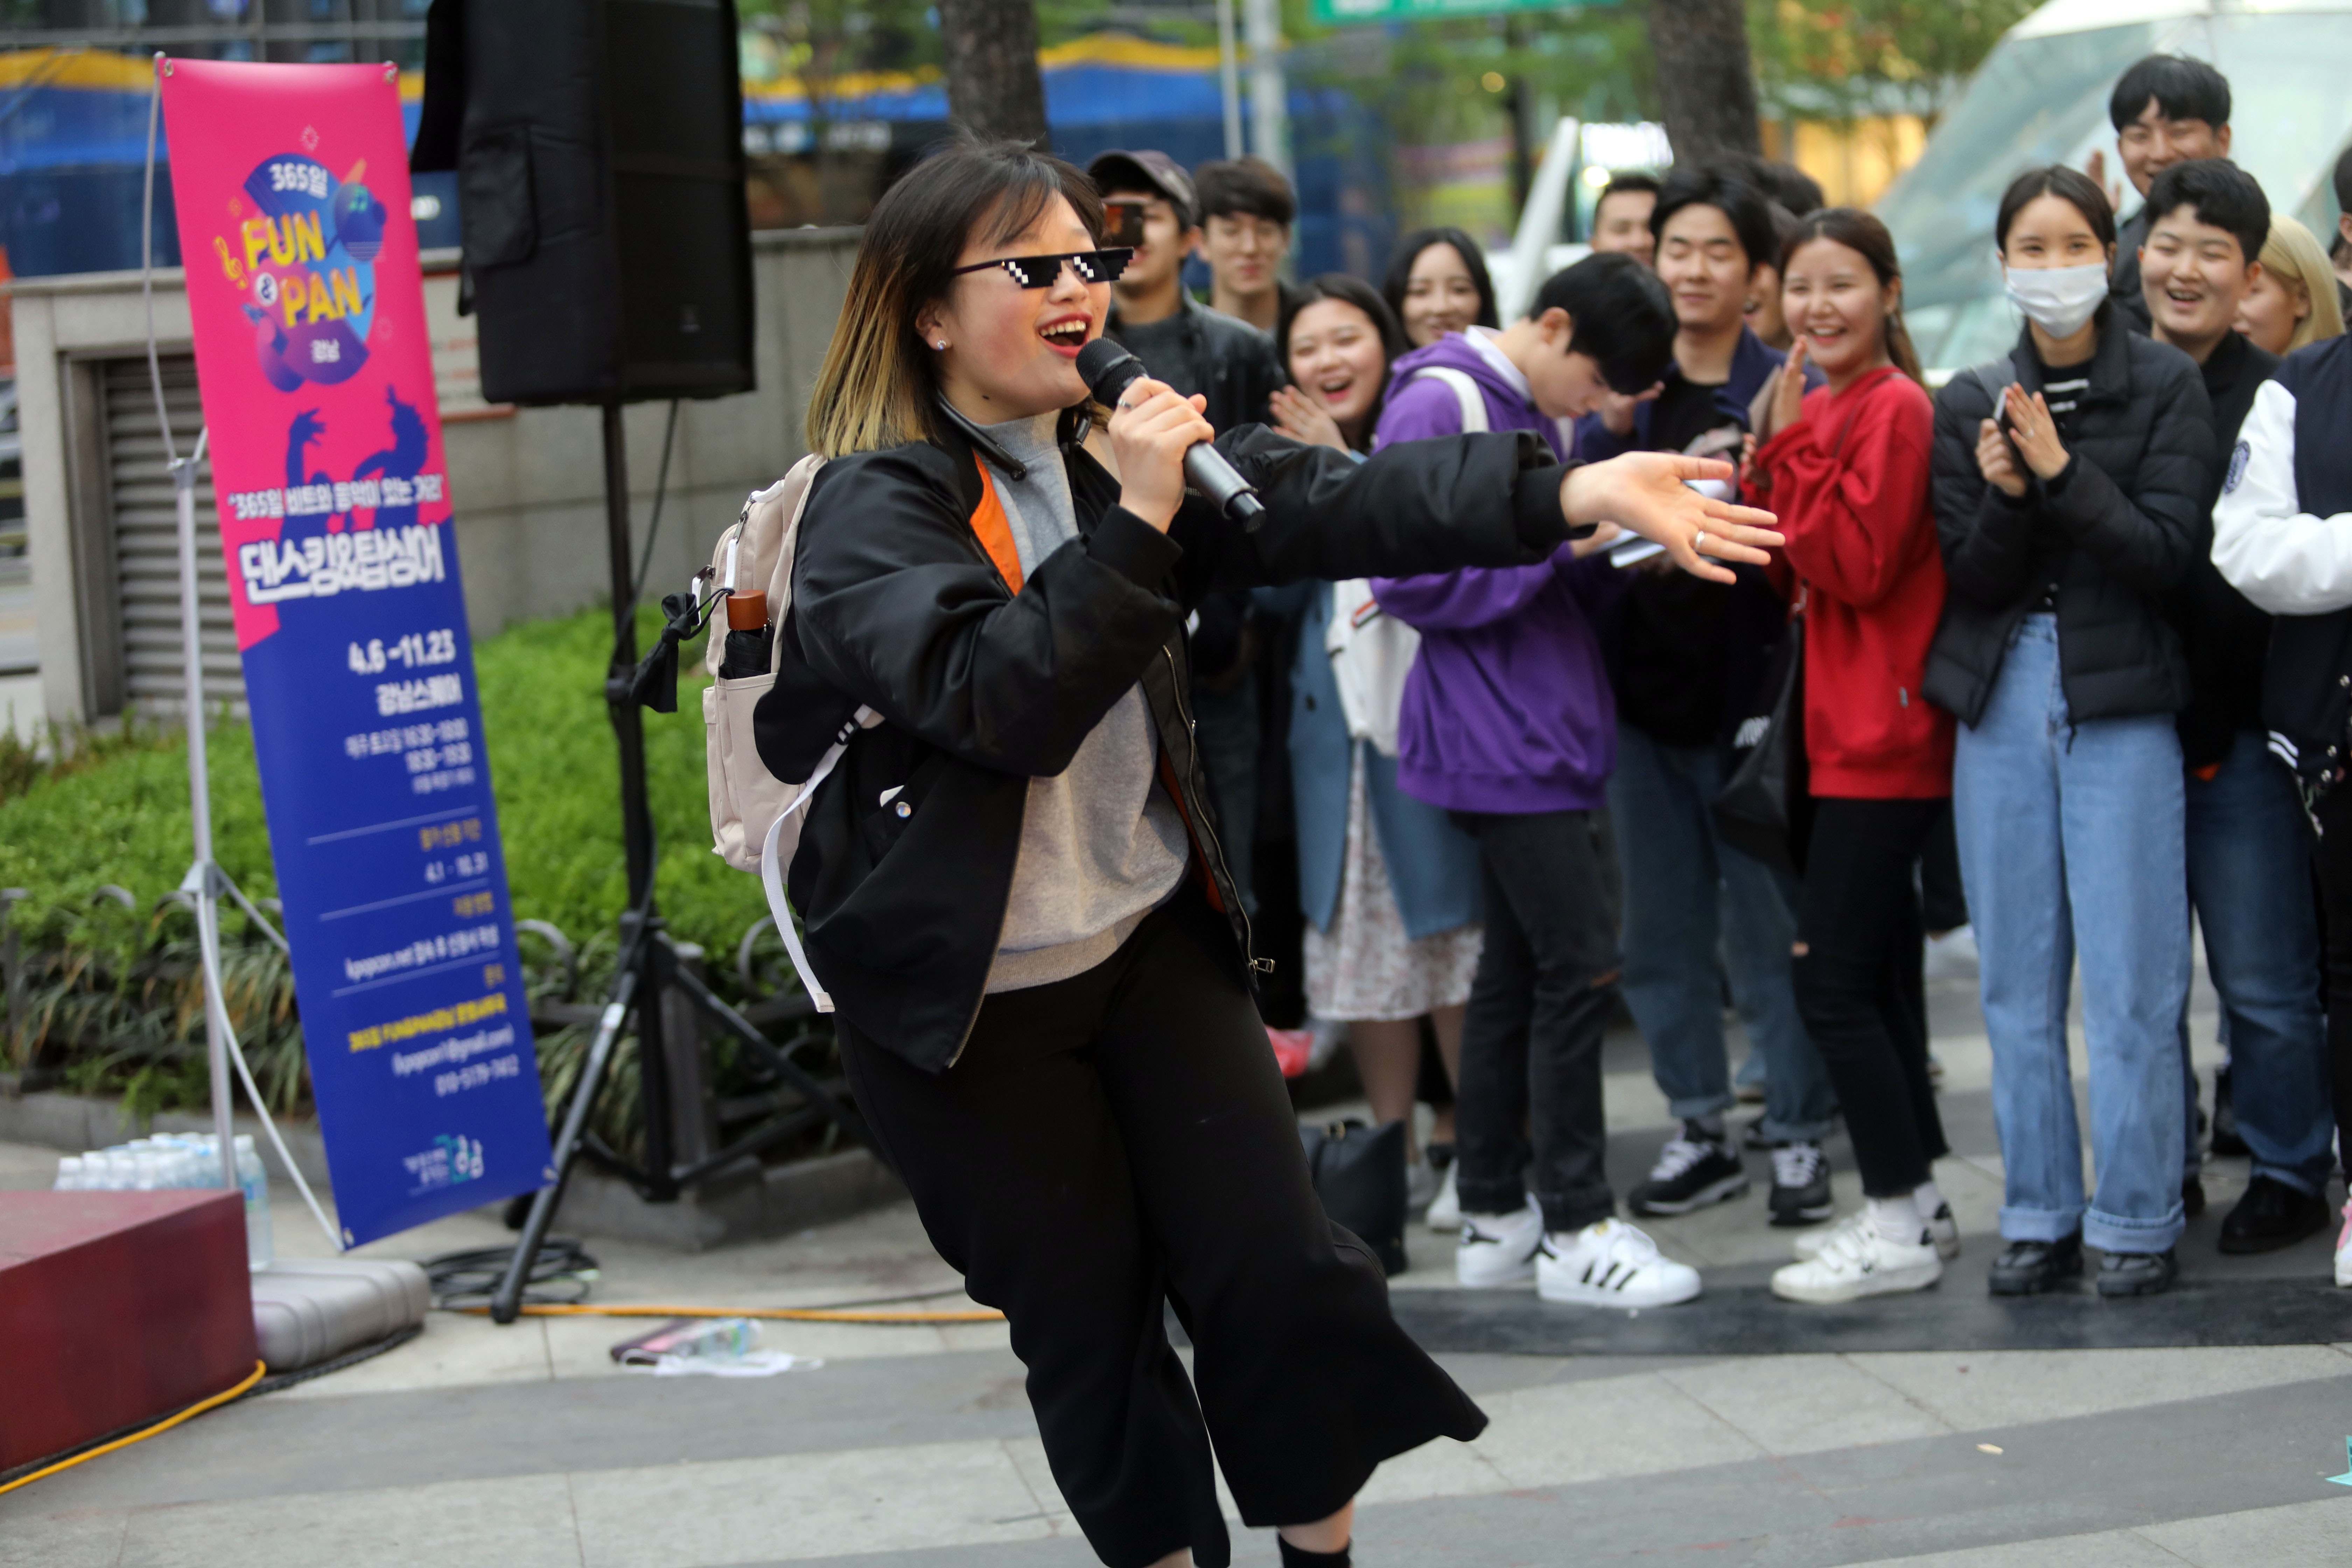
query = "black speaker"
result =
(412, 0, 755, 407)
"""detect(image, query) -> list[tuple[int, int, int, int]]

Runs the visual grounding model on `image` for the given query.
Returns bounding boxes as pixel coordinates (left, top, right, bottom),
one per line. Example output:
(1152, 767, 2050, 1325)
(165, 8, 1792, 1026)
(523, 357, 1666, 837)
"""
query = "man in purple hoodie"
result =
(1372, 253, 1709, 1308)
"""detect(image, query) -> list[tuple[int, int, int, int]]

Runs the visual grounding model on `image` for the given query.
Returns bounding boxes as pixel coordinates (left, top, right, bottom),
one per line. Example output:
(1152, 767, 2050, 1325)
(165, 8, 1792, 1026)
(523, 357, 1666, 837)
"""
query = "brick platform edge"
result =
(0, 1077, 906, 1252)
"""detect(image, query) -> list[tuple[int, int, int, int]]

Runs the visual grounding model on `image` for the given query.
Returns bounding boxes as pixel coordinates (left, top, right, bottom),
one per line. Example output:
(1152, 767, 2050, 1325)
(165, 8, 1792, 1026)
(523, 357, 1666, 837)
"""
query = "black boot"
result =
(2219, 1176, 2329, 1254)
(2096, 1247, 2178, 1297)
(1987, 1232, 2083, 1295)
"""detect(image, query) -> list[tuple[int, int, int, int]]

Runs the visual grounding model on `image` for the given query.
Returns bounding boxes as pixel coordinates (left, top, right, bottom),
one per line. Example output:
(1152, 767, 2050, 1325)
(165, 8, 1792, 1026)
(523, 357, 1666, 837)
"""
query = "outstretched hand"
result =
(1562, 451, 1782, 585)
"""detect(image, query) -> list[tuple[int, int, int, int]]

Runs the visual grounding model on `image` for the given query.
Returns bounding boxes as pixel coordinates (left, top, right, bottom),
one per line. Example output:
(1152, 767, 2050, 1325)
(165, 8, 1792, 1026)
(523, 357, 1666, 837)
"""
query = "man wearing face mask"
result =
(1925, 164, 2213, 1300)
(2092, 54, 2233, 333)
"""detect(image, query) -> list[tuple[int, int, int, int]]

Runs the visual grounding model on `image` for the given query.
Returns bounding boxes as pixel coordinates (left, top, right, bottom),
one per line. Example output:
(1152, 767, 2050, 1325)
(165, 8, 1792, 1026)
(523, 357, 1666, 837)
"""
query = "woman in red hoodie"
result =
(1744, 208, 1958, 1306)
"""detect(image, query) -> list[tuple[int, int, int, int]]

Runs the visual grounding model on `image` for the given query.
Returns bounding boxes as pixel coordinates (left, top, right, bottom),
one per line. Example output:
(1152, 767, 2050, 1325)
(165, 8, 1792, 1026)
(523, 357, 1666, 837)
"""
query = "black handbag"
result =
(1714, 603, 1812, 879)
(1713, 401, 1865, 878)
(1298, 1118, 1408, 1276)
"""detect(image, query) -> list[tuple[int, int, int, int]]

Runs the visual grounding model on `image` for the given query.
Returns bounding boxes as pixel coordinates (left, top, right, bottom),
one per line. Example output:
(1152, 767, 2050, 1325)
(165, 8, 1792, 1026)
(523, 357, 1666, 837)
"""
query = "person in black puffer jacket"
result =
(1925, 166, 2214, 1302)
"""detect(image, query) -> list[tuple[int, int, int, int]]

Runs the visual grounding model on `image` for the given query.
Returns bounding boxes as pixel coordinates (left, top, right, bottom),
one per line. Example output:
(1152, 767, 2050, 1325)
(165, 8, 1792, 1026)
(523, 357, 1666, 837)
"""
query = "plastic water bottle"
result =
(673, 1318, 760, 1360)
(54, 1156, 85, 1190)
(235, 1134, 273, 1269)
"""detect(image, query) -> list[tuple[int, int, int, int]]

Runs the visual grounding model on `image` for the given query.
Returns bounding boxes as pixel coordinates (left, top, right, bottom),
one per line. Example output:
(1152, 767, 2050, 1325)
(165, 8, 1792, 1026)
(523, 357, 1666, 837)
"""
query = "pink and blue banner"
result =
(161, 58, 552, 1246)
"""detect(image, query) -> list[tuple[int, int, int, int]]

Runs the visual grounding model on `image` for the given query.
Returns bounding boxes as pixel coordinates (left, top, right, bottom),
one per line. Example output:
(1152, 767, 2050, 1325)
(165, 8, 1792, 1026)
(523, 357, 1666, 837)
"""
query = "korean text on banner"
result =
(160, 58, 553, 1247)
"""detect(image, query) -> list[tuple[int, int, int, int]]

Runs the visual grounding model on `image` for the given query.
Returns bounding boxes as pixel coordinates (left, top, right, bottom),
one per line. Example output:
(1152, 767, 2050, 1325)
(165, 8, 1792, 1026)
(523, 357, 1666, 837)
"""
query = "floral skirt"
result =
(1304, 749, 1483, 1022)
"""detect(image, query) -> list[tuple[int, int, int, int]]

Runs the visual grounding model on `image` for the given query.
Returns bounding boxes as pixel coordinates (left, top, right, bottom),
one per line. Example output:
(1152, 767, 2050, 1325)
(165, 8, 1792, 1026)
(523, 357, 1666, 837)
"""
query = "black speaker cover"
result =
(414, 0, 755, 408)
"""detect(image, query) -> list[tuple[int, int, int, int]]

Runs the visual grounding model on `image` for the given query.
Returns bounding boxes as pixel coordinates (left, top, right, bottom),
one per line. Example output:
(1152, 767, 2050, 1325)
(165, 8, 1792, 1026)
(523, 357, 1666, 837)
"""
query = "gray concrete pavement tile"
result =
(1703, 1524, 2190, 1567)
(1426, 1349, 1729, 1398)
(0, 1507, 127, 1568)
(1850, 1345, 2352, 1433)
(2138, 1495, 2352, 1566)
(110, 1472, 583, 1568)
(272, 1311, 553, 1399)
(6, 1350, 1043, 1513)
(1659, 1353, 1954, 1456)
(1468, 1370, 1762, 1488)
(567, 1440, 1053, 1567)
(1292, 1367, 2352, 1568)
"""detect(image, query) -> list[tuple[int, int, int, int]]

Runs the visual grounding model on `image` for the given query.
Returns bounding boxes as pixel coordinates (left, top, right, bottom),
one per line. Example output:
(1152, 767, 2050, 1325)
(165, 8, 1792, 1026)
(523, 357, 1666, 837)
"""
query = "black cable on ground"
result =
(240, 1324, 425, 1398)
(422, 1238, 600, 1309)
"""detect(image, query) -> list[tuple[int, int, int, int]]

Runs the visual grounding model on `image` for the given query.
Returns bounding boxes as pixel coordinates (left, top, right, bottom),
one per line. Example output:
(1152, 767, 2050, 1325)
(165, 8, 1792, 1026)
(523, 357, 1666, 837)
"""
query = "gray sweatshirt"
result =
(978, 413, 1190, 992)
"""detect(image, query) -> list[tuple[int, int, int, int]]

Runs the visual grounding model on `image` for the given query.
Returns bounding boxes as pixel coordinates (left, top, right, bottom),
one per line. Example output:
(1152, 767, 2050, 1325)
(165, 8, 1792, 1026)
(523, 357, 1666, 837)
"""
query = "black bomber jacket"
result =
(753, 410, 1577, 1072)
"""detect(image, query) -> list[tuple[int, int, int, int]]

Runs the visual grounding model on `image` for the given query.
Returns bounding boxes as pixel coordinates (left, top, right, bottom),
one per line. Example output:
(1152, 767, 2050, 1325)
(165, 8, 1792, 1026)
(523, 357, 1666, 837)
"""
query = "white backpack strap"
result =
(1414, 366, 1489, 435)
(753, 702, 874, 1015)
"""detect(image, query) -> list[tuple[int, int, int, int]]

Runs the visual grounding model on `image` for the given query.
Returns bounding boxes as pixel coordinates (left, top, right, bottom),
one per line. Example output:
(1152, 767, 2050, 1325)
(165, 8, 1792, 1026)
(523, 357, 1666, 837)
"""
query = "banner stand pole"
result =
(145, 53, 342, 1254)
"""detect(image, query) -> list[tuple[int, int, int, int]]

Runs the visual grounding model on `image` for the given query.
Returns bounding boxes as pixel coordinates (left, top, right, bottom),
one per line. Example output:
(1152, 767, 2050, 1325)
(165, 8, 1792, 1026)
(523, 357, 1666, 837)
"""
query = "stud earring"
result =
(934, 340, 948, 350)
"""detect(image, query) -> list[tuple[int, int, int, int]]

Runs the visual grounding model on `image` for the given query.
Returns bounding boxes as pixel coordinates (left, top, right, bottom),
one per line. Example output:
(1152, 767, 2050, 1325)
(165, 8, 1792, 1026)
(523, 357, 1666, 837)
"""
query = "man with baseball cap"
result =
(1086, 148, 1284, 434)
(1086, 149, 1288, 931)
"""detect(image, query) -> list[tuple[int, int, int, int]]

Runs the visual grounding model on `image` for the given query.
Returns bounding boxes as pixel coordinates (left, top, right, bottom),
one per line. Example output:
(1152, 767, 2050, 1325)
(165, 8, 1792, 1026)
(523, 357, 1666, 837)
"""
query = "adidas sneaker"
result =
(1455, 1196, 1544, 1288)
(1535, 1217, 1703, 1308)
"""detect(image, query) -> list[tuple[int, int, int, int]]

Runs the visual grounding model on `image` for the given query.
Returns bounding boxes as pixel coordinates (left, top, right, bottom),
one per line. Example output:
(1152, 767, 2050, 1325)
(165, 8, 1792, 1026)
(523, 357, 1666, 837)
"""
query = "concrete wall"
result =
(10, 226, 860, 726)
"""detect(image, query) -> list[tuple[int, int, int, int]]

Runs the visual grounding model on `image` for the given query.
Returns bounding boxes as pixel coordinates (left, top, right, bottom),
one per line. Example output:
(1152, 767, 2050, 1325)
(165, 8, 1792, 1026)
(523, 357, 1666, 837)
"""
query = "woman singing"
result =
(757, 135, 1778, 1568)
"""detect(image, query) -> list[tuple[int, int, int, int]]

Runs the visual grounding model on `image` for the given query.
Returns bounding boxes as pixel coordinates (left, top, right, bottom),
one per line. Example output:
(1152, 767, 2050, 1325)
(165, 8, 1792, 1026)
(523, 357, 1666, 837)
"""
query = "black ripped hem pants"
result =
(1794, 796, 1952, 1198)
(837, 881, 1488, 1568)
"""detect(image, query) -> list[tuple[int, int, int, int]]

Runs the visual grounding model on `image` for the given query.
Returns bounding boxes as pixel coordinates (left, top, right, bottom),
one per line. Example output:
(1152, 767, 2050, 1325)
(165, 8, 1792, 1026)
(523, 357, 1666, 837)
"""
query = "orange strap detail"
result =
(969, 460, 1025, 594)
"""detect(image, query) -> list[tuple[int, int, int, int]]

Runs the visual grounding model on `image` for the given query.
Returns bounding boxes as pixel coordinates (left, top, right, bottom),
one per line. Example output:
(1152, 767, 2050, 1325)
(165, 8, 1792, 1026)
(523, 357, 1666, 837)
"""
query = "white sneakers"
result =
(1773, 1212, 1943, 1304)
(2336, 1200, 2352, 1289)
(1796, 1199, 1960, 1262)
(1426, 1161, 1461, 1233)
(1455, 1198, 1702, 1307)
(1454, 1197, 1546, 1287)
(1538, 1217, 1704, 1307)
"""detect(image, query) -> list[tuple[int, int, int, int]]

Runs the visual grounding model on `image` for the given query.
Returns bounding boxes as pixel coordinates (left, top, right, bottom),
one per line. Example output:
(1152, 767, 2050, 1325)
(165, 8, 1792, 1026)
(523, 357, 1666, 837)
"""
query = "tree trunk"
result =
(938, 0, 1050, 148)
(1644, 0, 1763, 162)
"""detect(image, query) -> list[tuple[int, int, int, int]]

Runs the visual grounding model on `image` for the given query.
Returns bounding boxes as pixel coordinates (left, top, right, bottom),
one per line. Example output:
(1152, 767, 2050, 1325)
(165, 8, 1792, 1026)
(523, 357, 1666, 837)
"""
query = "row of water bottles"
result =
(54, 1132, 274, 1268)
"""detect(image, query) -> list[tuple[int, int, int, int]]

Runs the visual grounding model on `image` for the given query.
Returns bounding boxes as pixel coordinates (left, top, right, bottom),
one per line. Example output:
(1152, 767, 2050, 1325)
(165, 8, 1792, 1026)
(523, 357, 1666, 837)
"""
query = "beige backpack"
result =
(701, 454, 879, 1013)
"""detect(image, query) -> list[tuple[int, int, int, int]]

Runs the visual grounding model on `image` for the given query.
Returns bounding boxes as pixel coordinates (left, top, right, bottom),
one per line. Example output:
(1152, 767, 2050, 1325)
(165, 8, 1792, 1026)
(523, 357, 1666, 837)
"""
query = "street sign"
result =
(1311, 0, 1591, 20)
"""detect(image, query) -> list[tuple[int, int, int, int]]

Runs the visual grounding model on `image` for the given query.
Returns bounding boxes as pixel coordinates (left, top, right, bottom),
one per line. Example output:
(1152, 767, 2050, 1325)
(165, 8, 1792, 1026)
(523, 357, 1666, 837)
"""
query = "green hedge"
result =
(0, 603, 760, 951)
(0, 604, 778, 1125)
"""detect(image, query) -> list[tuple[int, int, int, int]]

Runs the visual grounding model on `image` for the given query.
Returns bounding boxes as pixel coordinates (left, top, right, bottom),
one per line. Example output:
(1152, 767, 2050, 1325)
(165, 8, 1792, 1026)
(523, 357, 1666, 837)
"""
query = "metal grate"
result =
(100, 357, 244, 712)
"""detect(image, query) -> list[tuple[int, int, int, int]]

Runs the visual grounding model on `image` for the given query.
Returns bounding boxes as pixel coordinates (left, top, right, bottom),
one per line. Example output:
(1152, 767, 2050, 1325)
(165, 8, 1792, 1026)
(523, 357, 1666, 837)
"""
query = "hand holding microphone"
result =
(1079, 339, 1264, 531)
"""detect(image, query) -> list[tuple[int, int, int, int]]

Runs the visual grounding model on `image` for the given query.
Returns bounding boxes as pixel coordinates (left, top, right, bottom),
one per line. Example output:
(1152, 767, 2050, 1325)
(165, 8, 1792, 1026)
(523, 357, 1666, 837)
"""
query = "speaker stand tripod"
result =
(489, 404, 869, 1325)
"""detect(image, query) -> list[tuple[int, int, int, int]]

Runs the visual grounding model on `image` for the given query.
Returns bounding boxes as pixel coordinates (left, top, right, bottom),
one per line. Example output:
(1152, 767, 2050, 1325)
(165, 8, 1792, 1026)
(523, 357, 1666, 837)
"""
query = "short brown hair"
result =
(1194, 156, 1295, 227)
(806, 132, 1104, 458)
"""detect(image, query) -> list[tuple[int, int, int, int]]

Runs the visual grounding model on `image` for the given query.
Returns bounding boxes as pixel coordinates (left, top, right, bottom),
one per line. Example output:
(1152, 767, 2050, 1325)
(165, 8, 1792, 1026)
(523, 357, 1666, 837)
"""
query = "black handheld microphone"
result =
(1077, 338, 1265, 525)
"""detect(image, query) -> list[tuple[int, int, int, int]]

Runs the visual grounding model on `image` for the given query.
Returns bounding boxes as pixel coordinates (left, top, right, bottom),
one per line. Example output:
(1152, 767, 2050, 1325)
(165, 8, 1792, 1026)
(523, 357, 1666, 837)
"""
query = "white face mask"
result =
(2003, 260, 2109, 340)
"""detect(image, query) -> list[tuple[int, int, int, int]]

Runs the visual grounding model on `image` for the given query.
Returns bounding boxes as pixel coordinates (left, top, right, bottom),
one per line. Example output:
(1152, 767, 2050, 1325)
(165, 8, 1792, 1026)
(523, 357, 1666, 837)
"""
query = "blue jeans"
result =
(1608, 723, 1837, 1143)
(1952, 615, 2189, 1254)
(2182, 728, 2334, 1192)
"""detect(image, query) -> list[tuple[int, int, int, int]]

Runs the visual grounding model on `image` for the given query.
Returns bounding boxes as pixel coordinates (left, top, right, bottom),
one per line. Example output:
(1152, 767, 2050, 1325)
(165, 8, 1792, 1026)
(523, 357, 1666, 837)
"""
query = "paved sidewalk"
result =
(6, 968, 2351, 1566)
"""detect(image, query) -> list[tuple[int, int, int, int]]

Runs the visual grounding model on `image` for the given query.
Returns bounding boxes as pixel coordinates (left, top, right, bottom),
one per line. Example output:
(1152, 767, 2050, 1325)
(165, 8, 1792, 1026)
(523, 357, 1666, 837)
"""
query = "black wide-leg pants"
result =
(836, 883, 1487, 1568)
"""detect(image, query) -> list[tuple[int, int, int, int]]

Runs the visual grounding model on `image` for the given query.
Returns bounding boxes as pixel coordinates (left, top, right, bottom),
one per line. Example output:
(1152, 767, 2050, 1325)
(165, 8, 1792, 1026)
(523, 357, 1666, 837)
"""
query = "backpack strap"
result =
(969, 458, 1026, 594)
(1411, 365, 1490, 435)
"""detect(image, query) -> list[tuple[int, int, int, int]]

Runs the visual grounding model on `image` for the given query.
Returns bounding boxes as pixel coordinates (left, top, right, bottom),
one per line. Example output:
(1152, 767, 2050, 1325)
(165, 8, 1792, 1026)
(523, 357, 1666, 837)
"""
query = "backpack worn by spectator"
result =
(1322, 368, 1483, 755)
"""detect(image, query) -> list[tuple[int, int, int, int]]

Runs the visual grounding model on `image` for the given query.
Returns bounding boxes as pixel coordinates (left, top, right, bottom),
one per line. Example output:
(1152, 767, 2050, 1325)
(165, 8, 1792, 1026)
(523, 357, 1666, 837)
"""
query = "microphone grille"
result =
(1076, 337, 1139, 400)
